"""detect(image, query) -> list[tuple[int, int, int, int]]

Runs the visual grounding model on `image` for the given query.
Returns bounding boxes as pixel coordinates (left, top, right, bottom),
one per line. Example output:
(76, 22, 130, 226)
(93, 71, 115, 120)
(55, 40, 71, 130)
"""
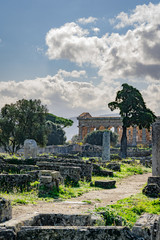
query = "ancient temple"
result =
(77, 112, 153, 146)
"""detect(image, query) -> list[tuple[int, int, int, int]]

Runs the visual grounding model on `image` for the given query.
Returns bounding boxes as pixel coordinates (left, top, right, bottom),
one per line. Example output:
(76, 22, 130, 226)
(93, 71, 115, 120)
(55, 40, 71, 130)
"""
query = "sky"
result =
(1, 0, 160, 118)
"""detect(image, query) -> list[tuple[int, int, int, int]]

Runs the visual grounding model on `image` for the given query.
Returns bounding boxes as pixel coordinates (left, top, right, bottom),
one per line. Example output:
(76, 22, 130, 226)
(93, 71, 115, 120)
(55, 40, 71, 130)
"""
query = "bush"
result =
(83, 130, 118, 147)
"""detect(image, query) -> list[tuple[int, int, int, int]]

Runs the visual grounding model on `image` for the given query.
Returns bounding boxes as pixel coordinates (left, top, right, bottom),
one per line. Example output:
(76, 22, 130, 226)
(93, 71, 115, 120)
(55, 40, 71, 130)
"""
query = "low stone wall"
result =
(0, 213, 160, 240)
(92, 164, 113, 177)
(59, 166, 81, 183)
(0, 227, 16, 240)
(3, 158, 37, 165)
(32, 213, 95, 226)
(0, 198, 12, 223)
(37, 159, 92, 181)
(127, 148, 152, 157)
(132, 213, 160, 240)
(106, 162, 121, 172)
(0, 164, 38, 174)
(17, 226, 136, 240)
(0, 174, 31, 192)
(0, 213, 102, 233)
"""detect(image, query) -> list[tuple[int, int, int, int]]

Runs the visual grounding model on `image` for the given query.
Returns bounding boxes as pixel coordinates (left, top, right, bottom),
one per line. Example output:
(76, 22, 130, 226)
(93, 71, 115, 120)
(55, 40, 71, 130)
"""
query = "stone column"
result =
(152, 122, 160, 176)
(132, 126, 137, 146)
(102, 131, 110, 162)
(87, 127, 90, 134)
(78, 126, 83, 141)
(142, 122, 160, 197)
(142, 128, 146, 144)
(114, 126, 118, 134)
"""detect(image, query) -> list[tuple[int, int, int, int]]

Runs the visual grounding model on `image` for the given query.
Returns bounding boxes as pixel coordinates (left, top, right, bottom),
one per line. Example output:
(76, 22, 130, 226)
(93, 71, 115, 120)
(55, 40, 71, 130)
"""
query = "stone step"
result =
(95, 180, 116, 189)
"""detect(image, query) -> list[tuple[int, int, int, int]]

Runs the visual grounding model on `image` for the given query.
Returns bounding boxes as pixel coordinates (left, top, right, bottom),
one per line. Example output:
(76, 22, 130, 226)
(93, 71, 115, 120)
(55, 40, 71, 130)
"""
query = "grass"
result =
(0, 181, 98, 205)
(92, 162, 151, 183)
(0, 161, 151, 205)
(95, 193, 160, 228)
(0, 190, 39, 205)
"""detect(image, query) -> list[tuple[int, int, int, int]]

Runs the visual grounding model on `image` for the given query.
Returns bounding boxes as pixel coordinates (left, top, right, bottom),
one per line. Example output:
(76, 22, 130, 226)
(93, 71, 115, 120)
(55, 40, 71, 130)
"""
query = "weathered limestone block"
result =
(39, 170, 63, 196)
(59, 166, 81, 183)
(132, 213, 160, 240)
(24, 139, 37, 159)
(0, 227, 16, 240)
(143, 122, 160, 196)
(40, 176, 52, 184)
(39, 170, 63, 181)
(102, 131, 110, 162)
(142, 183, 160, 198)
(148, 176, 160, 188)
(36, 160, 92, 182)
(0, 163, 38, 174)
(0, 213, 103, 231)
(95, 180, 116, 189)
(106, 162, 121, 171)
(17, 226, 137, 240)
(152, 122, 160, 176)
(32, 213, 95, 226)
(0, 174, 31, 192)
(92, 164, 113, 177)
(100, 170, 114, 177)
(0, 198, 12, 223)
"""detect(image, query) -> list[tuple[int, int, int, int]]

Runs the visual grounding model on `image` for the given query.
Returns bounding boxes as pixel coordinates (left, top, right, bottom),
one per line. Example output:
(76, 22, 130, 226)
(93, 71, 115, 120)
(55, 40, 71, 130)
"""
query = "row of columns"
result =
(79, 125, 150, 145)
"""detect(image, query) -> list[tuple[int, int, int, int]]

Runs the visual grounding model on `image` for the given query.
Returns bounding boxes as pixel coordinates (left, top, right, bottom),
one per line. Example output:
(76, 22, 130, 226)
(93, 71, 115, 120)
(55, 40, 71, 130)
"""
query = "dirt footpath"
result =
(13, 173, 151, 219)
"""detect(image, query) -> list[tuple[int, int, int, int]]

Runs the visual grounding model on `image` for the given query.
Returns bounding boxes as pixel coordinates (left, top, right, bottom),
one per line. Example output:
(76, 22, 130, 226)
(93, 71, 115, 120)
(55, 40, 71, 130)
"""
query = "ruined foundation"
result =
(0, 213, 160, 239)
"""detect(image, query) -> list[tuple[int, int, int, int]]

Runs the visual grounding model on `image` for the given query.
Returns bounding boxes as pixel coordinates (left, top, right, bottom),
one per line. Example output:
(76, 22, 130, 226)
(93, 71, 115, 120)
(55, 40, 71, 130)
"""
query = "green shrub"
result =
(83, 130, 118, 147)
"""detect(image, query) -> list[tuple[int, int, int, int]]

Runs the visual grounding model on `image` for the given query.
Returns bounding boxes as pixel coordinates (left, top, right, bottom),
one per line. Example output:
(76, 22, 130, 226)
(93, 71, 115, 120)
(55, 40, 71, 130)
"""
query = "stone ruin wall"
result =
(0, 174, 32, 192)
(77, 112, 160, 146)
(0, 212, 160, 240)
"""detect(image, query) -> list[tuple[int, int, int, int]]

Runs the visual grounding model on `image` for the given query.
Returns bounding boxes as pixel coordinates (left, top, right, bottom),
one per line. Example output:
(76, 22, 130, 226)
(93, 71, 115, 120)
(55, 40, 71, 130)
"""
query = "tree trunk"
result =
(120, 125, 127, 158)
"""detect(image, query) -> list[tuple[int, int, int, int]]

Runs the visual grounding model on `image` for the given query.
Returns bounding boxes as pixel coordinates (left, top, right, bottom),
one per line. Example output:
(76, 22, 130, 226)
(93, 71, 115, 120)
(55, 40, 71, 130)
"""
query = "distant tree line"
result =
(0, 99, 73, 153)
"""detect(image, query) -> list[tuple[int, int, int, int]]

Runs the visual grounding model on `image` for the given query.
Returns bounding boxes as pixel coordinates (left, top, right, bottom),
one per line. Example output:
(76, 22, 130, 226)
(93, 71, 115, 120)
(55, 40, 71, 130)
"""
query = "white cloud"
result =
(46, 22, 105, 66)
(1, 74, 158, 118)
(57, 69, 86, 78)
(92, 27, 100, 34)
(46, 3, 160, 82)
(0, 73, 118, 117)
(142, 84, 160, 115)
(77, 17, 97, 25)
(110, 3, 160, 29)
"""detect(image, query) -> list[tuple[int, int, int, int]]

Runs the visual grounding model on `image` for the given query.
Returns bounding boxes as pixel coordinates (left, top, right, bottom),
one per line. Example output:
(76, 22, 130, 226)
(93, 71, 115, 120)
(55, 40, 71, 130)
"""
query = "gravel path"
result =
(12, 173, 151, 219)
